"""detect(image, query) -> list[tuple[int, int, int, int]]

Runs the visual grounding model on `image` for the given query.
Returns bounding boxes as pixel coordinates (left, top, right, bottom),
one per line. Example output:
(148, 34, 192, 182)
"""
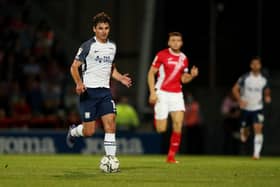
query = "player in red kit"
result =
(147, 32, 199, 163)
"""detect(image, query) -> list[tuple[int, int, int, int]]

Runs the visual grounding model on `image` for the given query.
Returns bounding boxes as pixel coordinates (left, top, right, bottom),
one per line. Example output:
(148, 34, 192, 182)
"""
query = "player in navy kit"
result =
(66, 12, 132, 161)
(232, 56, 271, 159)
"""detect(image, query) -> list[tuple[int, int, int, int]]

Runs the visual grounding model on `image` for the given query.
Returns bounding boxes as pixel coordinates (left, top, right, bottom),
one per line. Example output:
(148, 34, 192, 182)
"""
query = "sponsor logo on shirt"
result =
(246, 87, 262, 92)
(95, 55, 113, 63)
(167, 61, 178, 65)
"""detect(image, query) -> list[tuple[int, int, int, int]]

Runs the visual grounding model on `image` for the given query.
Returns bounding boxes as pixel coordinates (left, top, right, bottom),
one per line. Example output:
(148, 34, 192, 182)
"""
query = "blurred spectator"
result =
(0, 108, 6, 119)
(221, 91, 241, 155)
(22, 55, 41, 77)
(66, 110, 81, 127)
(0, 82, 10, 117)
(43, 58, 64, 84)
(41, 82, 61, 116)
(9, 80, 21, 106)
(25, 78, 43, 115)
(0, 1, 73, 129)
(10, 94, 31, 128)
(63, 84, 79, 112)
(180, 92, 204, 154)
(51, 39, 68, 68)
(115, 95, 140, 131)
(33, 19, 54, 58)
(2, 52, 20, 82)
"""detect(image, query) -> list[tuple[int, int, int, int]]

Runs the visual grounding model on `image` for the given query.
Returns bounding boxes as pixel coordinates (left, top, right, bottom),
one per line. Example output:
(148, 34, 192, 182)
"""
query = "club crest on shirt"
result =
(75, 48, 83, 59)
(76, 48, 83, 56)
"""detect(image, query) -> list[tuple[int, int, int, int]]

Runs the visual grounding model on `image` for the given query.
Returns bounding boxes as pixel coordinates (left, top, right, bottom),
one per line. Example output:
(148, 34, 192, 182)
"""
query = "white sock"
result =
(254, 134, 263, 158)
(104, 133, 116, 156)
(70, 124, 84, 137)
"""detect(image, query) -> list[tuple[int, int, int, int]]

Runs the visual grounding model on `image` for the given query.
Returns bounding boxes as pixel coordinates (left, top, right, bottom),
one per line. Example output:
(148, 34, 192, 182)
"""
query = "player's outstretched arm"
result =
(112, 64, 132, 88)
(181, 66, 199, 84)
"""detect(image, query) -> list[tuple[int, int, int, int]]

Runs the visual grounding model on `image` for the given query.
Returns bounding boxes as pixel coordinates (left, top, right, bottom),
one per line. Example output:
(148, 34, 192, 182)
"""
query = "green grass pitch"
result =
(0, 155, 280, 187)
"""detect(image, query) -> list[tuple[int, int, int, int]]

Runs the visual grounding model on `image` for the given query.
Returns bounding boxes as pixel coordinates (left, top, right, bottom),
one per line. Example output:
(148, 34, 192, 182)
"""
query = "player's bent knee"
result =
(83, 127, 95, 137)
(156, 128, 166, 133)
(253, 123, 263, 134)
(155, 124, 167, 133)
(155, 120, 167, 133)
(102, 114, 116, 133)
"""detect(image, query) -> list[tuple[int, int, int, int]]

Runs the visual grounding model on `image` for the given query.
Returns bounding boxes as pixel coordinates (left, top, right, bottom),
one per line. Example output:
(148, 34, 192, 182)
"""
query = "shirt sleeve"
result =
(237, 74, 247, 87)
(264, 77, 270, 89)
(111, 42, 117, 64)
(183, 57, 189, 73)
(151, 52, 162, 69)
(74, 42, 90, 63)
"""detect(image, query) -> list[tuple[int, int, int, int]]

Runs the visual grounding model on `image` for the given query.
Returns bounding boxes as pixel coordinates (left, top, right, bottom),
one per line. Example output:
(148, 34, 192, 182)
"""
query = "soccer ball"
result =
(99, 155, 120, 173)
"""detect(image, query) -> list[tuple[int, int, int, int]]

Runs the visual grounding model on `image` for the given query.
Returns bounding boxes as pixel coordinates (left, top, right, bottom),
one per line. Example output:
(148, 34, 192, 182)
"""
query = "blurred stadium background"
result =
(0, 0, 279, 156)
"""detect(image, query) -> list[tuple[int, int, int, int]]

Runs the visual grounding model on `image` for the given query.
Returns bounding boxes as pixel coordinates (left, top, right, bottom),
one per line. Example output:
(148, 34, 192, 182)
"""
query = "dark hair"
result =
(250, 56, 262, 63)
(168, 32, 183, 39)
(93, 12, 111, 28)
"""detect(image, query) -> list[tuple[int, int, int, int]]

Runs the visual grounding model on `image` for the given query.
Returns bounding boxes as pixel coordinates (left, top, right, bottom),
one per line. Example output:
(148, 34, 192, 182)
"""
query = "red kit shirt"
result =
(152, 48, 189, 93)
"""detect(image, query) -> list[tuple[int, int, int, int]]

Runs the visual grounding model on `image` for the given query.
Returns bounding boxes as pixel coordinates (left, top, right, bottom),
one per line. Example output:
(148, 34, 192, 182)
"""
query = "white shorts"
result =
(154, 90, 185, 120)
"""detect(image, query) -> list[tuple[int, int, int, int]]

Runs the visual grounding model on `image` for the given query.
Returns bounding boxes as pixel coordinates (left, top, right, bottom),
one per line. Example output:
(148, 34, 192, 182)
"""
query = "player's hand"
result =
(264, 95, 272, 104)
(76, 82, 86, 95)
(149, 92, 158, 105)
(120, 73, 132, 88)
(190, 66, 199, 77)
(238, 99, 247, 109)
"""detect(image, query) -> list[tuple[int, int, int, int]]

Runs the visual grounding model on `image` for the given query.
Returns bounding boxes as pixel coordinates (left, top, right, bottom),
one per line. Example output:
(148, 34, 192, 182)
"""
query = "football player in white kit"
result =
(232, 56, 271, 159)
(66, 12, 132, 164)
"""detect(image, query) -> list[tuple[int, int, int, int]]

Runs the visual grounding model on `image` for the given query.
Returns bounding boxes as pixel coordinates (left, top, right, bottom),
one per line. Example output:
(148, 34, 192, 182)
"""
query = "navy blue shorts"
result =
(79, 88, 116, 122)
(240, 109, 264, 128)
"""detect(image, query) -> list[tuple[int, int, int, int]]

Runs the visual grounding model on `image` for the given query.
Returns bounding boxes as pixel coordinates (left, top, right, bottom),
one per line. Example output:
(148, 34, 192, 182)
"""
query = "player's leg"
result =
(253, 123, 263, 159)
(155, 119, 168, 133)
(252, 110, 264, 159)
(102, 113, 117, 156)
(66, 121, 97, 147)
(154, 90, 169, 133)
(72, 121, 97, 136)
(167, 111, 184, 163)
(166, 91, 185, 163)
(240, 127, 250, 143)
(240, 110, 250, 143)
(98, 89, 118, 157)
(66, 89, 97, 147)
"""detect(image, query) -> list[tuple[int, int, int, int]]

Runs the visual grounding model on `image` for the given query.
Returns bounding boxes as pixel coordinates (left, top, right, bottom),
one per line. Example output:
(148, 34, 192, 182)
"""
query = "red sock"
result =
(167, 132, 181, 160)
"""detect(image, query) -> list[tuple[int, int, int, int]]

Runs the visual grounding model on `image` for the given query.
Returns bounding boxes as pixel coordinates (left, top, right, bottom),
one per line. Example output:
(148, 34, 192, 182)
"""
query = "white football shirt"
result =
(237, 72, 269, 111)
(75, 36, 116, 88)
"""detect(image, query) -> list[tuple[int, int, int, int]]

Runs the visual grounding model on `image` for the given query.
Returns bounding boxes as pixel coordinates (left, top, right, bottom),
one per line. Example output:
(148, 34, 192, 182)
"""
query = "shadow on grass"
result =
(51, 167, 227, 185)
(52, 170, 97, 179)
(120, 166, 159, 171)
(52, 165, 162, 179)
